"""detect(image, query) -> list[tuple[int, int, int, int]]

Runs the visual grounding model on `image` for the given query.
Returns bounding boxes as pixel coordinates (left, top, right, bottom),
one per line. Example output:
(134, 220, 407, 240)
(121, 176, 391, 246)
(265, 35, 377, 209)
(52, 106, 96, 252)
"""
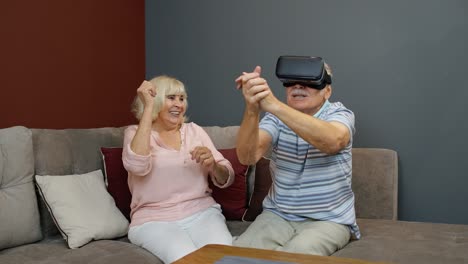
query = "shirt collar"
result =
(313, 100, 330, 118)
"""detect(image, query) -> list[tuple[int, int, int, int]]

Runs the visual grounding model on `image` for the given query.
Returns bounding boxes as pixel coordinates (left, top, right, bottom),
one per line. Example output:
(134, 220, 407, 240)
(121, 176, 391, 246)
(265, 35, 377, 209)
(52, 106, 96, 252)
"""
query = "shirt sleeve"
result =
(194, 124, 235, 188)
(326, 103, 356, 145)
(259, 112, 280, 146)
(122, 125, 152, 176)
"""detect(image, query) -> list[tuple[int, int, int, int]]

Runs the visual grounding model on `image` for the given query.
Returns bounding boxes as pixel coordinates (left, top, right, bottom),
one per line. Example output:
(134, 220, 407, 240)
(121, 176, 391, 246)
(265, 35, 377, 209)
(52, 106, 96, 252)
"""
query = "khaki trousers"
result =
(234, 210, 351, 256)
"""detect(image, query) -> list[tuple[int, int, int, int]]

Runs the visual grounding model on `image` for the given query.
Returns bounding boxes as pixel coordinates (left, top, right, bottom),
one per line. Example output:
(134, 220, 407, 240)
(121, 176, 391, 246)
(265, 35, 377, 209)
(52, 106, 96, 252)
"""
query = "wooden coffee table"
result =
(173, 244, 388, 264)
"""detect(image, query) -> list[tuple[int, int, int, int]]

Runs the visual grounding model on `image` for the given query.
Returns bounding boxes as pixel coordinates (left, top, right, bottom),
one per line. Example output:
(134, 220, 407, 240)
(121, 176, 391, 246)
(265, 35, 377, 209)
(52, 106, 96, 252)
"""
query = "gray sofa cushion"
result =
(0, 239, 162, 264)
(0, 126, 42, 250)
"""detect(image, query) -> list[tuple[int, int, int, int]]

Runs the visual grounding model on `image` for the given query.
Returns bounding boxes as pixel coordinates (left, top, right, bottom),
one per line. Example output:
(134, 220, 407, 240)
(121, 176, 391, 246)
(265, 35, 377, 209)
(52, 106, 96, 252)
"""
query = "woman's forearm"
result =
(130, 108, 153, 155)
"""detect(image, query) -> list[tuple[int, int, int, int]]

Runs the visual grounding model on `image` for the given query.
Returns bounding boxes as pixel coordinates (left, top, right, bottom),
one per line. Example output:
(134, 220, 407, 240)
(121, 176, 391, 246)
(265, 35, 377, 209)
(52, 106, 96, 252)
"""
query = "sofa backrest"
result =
(352, 148, 398, 220)
(202, 126, 239, 149)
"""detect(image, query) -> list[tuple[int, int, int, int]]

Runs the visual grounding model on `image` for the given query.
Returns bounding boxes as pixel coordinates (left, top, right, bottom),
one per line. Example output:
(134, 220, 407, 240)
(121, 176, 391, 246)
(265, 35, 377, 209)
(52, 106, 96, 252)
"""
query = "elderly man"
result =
(234, 56, 360, 256)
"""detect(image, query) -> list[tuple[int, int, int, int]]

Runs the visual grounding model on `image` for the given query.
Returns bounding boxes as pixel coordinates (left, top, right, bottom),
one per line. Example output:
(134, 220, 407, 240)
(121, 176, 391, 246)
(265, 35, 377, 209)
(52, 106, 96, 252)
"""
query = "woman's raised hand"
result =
(137, 80, 157, 109)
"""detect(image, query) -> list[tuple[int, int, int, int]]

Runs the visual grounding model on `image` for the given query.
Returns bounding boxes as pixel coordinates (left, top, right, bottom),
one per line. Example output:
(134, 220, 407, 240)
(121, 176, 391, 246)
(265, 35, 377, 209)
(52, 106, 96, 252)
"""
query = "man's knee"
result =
(233, 224, 267, 248)
(283, 221, 351, 256)
(283, 237, 332, 256)
(235, 211, 293, 249)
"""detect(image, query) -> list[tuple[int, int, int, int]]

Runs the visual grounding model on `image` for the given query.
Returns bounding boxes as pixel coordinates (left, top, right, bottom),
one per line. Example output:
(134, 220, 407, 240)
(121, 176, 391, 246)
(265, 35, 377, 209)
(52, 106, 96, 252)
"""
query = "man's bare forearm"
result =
(236, 107, 260, 165)
(269, 102, 348, 154)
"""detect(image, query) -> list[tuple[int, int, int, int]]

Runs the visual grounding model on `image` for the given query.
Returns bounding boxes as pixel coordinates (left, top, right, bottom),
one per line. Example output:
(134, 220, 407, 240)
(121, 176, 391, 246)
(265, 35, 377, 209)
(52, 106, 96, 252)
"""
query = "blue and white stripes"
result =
(259, 101, 361, 239)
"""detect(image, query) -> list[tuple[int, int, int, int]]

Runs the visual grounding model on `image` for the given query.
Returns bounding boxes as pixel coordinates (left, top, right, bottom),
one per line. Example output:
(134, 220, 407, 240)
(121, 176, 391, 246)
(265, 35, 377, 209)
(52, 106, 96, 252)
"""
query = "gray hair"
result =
(324, 62, 333, 78)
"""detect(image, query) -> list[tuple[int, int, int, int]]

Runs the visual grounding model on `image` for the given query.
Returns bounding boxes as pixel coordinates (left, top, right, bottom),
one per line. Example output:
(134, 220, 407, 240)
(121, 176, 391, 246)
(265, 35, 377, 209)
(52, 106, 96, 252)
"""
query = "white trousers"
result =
(128, 204, 232, 264)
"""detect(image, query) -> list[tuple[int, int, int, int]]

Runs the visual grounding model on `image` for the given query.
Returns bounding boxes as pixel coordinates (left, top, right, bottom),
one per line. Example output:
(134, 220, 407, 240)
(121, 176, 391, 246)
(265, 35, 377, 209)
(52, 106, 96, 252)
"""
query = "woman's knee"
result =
(190, 205, 232, 247)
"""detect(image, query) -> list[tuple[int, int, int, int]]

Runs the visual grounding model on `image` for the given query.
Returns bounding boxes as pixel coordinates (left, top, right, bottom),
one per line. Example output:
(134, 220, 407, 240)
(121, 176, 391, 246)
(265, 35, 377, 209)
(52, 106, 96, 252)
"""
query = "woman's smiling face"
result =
(158, 94, 186, 127)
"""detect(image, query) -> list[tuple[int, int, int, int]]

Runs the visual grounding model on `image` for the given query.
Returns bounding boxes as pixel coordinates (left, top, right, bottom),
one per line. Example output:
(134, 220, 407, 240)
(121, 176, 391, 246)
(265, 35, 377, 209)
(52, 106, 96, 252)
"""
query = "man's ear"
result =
(322, 85, 332, 100)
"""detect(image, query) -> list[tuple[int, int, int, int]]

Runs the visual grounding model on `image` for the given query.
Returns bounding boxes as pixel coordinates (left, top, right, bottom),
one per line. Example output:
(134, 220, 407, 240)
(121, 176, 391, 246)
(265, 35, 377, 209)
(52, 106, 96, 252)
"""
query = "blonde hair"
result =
(131, 75, 188, 122)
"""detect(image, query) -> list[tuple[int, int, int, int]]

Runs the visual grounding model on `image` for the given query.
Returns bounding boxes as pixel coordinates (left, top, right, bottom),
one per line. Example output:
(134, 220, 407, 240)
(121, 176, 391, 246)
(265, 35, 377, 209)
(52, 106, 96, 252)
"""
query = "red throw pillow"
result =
(100, 147, 132, 220)
(242, 157, 272, 221)
(209, 148, 249, 220)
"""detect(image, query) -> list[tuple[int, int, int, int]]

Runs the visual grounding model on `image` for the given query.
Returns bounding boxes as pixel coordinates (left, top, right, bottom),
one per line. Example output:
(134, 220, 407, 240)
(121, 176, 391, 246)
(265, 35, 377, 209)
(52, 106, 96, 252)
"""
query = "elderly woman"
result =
(123, 75, 235, 263)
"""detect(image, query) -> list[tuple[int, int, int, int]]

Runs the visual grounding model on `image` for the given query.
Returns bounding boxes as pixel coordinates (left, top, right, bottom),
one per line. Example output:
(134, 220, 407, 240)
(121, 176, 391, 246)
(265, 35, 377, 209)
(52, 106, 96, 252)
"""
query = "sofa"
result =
(0, 125, 467, 264)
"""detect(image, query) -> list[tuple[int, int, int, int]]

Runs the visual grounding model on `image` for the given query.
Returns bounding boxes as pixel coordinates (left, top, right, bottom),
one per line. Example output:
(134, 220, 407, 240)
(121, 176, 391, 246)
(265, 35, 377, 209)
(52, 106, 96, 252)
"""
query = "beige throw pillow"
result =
(35, 170, 129, 249)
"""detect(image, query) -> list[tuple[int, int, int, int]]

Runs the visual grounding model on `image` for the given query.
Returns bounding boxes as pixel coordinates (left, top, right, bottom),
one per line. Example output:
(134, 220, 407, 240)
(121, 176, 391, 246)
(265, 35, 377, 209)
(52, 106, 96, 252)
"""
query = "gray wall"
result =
(146, 0, 468, 224)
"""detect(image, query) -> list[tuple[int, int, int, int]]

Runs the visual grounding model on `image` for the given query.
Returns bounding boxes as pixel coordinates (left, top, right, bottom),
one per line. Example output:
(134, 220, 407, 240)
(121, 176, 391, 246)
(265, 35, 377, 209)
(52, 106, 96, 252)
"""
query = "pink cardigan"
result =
(122, 122, 234, 227)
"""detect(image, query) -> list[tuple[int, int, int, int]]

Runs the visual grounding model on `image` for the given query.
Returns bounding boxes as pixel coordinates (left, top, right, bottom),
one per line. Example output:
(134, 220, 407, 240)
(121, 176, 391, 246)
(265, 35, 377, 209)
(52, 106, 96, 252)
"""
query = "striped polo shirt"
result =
(259, 100, 361, 239)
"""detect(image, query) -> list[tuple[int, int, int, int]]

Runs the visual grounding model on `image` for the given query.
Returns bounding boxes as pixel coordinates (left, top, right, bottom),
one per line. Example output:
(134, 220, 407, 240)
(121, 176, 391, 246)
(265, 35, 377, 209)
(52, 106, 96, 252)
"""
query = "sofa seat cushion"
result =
(0, 239, 162, 264)
(0, 126, 42, 250)
(333, 219, 468, 264)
